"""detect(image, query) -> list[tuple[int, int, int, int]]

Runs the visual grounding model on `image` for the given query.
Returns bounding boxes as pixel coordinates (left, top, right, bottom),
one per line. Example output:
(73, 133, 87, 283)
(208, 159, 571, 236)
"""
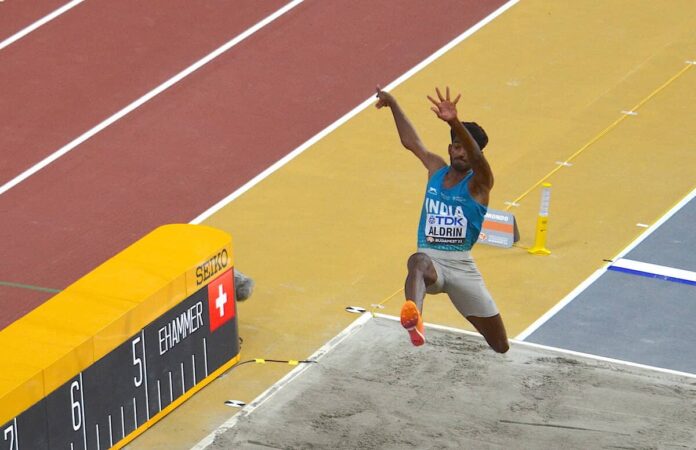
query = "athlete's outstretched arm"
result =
(375, 86, 446, 177)
(427, 86, 494, 191)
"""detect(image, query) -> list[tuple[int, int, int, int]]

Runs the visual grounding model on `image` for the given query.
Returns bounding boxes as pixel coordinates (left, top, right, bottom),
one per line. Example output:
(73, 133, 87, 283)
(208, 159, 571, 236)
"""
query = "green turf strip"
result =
(0, 280, 61, 293)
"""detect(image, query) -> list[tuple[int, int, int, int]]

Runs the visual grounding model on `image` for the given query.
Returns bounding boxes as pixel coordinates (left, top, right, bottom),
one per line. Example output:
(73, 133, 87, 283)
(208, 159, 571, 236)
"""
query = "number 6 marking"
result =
(70, 381, 82, 431)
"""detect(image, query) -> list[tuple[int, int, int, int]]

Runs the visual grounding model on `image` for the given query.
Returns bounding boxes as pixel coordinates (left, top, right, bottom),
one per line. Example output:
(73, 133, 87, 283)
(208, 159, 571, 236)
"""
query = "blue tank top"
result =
(417, 166, 487, 252)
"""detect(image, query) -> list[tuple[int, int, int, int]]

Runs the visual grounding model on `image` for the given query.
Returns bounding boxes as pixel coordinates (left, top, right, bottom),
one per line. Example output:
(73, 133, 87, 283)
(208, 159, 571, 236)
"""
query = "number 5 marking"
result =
(132, 337, 143, 387)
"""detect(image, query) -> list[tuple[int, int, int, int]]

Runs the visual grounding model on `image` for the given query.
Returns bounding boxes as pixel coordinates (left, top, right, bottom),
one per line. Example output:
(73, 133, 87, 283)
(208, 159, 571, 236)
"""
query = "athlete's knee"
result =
(406, 252, 431, 272)
(491, 339, 509, 354)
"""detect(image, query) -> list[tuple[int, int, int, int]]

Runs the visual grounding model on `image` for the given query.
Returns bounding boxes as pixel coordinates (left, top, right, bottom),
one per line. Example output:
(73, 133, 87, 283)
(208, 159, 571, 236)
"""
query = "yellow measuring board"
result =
(0, 224, 240, 449)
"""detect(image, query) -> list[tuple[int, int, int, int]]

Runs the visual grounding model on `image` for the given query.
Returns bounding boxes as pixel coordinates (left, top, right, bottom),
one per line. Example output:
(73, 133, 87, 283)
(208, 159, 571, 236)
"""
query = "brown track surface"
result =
(0, 0, 287, 182)
(0, 0, 68, 40)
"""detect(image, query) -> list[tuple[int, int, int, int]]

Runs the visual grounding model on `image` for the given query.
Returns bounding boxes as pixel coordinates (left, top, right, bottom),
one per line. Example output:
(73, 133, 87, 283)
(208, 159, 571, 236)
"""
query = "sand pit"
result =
(204, 316, 696, 449)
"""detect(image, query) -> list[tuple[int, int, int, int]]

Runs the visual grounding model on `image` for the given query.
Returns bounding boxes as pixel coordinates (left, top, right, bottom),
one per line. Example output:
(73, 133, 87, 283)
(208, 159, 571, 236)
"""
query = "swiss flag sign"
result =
(207, 269, 235, 332)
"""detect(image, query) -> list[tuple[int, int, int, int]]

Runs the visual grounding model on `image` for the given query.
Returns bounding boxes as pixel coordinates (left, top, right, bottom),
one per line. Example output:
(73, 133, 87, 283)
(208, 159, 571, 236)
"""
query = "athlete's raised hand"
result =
(427, 86, 461, 122)
(375, 85, 396, 109)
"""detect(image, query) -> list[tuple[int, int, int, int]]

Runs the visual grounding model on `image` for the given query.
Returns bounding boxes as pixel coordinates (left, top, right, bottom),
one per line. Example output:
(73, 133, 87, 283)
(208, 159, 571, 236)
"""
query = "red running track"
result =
(0, 0, 69, 41)
(0, 0, 287, 182)
(0, 0, 508, 328)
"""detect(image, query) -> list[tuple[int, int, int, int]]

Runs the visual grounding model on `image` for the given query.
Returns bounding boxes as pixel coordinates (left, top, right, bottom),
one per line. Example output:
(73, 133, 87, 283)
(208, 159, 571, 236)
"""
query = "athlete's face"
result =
(448, 139, 470, 172)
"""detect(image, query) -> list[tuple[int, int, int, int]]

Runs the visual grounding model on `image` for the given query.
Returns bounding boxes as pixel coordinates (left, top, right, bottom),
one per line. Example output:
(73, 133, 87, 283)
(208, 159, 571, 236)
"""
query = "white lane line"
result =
(610, 258, 696, 284)
(375, 313, 696, 380)
(191, 313, 372, 450)
(514, 266, 607, 341)
(190, 0, 521, 224)
(614, 187, 696, 260)
(0, 0, 86, 51)
(515, 187, 696, 340)
(0, 0, 304, 196)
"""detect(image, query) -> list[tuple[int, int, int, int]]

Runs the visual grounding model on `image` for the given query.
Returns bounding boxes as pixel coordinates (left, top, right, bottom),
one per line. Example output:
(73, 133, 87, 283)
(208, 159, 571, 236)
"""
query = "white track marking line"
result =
(610, 258, 696, 283)
(613, 187, 696, 260)
(190, 313, 373, 450)
(513, 267, 607, 341)
(375, 313, 696, 379)
(0, 0, 303, 197)
(190, 0, 520, 224)
(515, 187, 696, 340)
(0, 0, 86, 51)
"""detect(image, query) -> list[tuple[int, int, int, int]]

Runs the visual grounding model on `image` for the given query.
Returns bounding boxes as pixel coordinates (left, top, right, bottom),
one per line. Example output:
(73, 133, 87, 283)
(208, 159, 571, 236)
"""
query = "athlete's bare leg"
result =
(404, 252, 438, 312)
(466, 314, 509, 353)
(404, 252, 508, 353)
(400, 253, 438, 346)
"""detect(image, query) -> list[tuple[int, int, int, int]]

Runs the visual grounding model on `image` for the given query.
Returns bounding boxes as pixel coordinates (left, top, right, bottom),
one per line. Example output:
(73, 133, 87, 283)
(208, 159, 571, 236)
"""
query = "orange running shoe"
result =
(400, 300, 425, 346)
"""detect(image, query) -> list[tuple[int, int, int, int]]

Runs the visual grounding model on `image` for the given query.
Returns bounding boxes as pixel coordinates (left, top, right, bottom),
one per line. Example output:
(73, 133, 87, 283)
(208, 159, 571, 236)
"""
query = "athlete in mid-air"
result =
(375, 85, 509, 353)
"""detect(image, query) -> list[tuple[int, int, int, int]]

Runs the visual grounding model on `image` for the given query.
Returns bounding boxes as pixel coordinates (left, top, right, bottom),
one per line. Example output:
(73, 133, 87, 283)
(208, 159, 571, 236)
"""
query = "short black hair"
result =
(450, 122, 488, 150)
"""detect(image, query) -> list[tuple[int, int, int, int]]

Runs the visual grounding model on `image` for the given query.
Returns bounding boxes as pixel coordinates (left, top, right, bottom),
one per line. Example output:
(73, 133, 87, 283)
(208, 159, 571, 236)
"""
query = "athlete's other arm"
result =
(428, 86, 494, 203)
(375, 86, 446, 178)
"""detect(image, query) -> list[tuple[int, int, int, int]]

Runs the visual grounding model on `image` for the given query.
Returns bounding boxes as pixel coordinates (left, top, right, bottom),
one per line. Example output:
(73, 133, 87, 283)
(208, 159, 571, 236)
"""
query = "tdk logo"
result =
(428, 215, 464, 226)
(428, 187, 437, 195)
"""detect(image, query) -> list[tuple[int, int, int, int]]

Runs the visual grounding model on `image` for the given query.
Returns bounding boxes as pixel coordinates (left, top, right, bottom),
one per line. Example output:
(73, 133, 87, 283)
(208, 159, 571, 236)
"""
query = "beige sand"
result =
(205, 317, 696, 449)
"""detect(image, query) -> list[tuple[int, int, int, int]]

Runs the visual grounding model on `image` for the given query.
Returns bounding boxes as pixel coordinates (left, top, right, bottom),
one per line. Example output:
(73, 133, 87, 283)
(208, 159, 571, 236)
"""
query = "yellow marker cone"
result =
(528, 183, 552, 255)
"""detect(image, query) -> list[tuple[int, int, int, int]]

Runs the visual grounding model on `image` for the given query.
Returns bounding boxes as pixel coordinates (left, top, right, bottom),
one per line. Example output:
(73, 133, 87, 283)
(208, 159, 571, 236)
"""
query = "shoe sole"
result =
(400, 302, 425, 346)
(406, 327, 425, 346)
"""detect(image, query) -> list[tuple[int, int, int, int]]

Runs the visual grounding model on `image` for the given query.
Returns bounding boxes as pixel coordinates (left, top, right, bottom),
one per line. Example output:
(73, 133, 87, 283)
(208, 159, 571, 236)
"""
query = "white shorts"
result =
(419, 248, 499, 318)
